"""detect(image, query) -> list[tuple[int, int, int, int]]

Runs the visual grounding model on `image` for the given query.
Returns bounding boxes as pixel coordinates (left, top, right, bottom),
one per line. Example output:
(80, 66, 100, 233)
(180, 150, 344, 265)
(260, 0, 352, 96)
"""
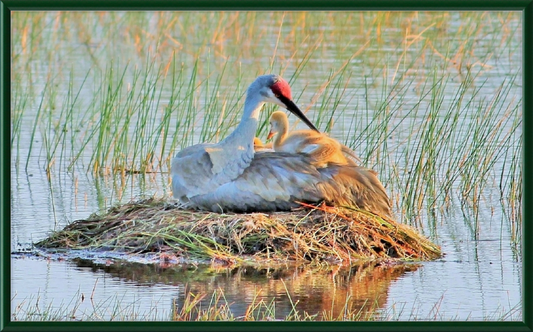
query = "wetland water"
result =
(10, 11, 522, 320)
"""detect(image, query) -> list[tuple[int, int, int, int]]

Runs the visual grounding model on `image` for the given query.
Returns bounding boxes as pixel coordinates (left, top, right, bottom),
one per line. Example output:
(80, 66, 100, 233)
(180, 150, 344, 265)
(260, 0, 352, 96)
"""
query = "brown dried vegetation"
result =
(37, 198, 442, 264)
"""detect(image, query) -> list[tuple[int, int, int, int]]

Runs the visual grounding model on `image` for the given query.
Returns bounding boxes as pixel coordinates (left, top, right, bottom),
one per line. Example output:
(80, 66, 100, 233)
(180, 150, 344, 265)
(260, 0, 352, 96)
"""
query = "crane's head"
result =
(251, 74, 319, 132)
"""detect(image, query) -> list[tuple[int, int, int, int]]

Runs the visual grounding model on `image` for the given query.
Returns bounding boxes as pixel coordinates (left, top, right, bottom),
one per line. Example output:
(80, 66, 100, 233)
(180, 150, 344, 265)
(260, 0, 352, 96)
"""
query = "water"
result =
(10, 11, 522, 321)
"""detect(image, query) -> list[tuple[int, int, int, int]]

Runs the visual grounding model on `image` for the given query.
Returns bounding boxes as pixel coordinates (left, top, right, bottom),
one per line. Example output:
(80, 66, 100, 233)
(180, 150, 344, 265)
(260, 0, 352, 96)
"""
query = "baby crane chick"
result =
(267, 111, 360, 167)
(253, 137, 273, 152)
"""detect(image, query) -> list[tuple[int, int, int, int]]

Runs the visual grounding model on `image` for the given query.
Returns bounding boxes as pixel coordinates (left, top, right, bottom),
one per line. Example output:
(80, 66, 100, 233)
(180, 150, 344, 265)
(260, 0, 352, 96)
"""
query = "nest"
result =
(36, 198, 442, 265)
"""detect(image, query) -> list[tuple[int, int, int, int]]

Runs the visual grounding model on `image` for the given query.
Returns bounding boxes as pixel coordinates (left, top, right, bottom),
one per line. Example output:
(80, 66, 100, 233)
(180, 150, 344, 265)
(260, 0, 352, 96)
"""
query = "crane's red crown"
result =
(271, 78, 292, 100)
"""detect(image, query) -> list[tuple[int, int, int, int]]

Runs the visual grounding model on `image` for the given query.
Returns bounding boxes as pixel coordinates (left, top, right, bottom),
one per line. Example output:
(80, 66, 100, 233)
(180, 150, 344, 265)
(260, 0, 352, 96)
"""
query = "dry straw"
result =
(37, 198, 442, 265)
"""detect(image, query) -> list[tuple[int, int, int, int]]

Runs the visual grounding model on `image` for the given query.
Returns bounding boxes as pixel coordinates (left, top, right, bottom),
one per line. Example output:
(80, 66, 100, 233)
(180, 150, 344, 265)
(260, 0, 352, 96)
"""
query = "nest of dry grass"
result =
(36, 198, 442, 265)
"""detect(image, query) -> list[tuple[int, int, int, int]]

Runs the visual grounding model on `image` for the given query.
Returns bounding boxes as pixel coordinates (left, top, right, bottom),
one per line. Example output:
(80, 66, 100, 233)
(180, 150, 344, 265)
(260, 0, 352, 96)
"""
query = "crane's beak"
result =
(277, 96, 319, 132)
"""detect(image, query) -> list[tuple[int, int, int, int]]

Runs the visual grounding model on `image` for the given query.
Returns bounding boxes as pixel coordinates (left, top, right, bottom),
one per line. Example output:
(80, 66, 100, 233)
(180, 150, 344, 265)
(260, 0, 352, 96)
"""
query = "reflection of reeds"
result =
(15, 259, 421, 321)
(12, 11, 521, 249)
(36, 197, 442, 262)
(11, 266, 522, 321)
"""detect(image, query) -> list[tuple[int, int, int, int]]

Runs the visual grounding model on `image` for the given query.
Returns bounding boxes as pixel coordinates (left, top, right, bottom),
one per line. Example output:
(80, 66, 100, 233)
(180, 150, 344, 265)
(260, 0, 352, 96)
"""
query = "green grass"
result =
(11, 10, 522, 244)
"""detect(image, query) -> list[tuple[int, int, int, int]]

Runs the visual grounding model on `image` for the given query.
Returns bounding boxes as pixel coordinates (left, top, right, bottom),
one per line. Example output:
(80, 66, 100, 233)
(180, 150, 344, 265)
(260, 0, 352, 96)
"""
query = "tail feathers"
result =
(318, 164, 393, 218)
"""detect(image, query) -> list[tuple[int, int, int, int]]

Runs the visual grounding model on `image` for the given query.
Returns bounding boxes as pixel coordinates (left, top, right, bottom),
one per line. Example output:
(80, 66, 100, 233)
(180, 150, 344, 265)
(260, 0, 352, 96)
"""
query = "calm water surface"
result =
(11, 162, 522, 320)
(10, 11, 522, 321)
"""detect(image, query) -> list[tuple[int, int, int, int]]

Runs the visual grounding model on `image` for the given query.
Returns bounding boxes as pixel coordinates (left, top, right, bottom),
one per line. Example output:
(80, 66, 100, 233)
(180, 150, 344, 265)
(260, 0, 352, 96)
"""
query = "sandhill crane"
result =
(171, 74, 392, 217)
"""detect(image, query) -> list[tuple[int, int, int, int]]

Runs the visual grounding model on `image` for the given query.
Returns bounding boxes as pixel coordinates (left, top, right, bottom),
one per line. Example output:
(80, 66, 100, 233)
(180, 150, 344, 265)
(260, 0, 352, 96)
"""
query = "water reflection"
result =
(72, 258, 420, 320)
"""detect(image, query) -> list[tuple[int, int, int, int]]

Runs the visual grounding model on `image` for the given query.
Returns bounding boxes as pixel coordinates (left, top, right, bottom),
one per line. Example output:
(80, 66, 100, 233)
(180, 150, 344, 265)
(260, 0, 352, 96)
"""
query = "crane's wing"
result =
(171, 143, 253, 201)
(186, 152, 324, 212)
(185, 152, 392, 217)
(327, 166, 392, 217)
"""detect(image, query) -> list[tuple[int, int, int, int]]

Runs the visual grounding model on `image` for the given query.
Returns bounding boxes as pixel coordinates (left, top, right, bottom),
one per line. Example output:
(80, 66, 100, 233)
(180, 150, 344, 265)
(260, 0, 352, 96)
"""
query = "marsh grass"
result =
(10, 11, 523, 324)
(11, 11, 521, 258)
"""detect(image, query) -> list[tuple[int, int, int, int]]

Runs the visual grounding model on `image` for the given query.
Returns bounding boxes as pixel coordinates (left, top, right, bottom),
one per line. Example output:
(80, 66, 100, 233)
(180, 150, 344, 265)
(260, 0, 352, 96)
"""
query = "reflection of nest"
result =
(73, 259, 422, 320)
(36, 198, 442, 264)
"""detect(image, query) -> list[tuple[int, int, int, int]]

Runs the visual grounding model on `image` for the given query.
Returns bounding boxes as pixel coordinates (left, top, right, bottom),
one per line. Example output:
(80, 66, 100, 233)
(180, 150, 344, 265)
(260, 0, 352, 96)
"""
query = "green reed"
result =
(11, 10, 522, 245)
(10, 72, 30, 168)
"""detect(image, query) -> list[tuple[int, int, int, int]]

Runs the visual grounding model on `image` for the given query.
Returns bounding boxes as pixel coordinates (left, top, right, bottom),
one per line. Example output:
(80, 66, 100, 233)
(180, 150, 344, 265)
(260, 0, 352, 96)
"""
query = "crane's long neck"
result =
(205, 93, 264, 179)
(220, 93, 264, 150)
(204, 93, 264, 180)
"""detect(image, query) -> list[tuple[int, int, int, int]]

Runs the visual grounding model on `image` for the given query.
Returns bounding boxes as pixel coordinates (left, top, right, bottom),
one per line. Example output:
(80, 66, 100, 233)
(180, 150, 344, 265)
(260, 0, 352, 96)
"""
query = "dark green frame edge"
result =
(1, 0, 531, 331)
